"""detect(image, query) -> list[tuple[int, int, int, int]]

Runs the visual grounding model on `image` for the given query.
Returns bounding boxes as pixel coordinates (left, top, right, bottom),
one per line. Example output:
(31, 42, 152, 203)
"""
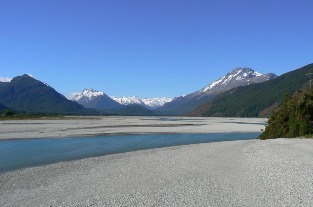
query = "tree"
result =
(3, 110, 14, 116)
(259, 91, 313, 139)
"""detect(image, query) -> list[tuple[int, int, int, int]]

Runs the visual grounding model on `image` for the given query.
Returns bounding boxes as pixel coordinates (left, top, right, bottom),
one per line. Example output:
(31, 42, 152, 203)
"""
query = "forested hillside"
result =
(198, 63, 313, 117)
(259, 91, 313, 139)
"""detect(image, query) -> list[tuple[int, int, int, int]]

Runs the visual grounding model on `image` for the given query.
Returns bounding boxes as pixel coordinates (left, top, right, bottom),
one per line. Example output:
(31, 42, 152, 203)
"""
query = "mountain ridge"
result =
(111, 96, 172, 109)
(157, 68, 277, 115)
(71, 89, 172, 110)
(0, 74, 91, 114)
(193, 63, 313, 117)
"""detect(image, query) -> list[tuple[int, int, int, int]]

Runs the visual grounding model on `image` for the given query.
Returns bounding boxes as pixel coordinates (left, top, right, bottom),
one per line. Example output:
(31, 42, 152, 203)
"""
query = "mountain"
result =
(0, 74, 90, 114)
(192, 63, 313, 117)
(157, 68, 277, 115)
(71, 89, 169, 115)
(72, 89, 122, 110)
(0, 103, 11, 111)
(111, 96, 172, 109)
(113, 104, 156, 116)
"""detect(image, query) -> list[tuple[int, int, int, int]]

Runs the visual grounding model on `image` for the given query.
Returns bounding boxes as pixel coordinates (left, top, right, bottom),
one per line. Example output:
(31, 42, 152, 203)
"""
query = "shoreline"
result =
(0, 136, 258, 174)
(1, 138, 313, 206)
(0, 131, 261, 142)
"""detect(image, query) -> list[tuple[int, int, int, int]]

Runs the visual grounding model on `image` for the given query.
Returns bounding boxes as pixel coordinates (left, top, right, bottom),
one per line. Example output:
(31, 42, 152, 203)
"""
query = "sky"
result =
(0, 0, 313, 98)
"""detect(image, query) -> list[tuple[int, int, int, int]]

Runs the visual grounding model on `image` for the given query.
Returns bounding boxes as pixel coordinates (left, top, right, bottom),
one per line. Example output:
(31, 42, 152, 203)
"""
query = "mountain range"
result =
(157, 68, 277, 115)
(1, 63, 312, 117)
(71, 89, 172, 110)
(111, 96, 172, 110)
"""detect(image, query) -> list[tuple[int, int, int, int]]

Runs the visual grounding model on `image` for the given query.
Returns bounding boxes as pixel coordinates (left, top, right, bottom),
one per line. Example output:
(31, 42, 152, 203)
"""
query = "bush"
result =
(3, 110, 14, 116)
(259, 91, 313, 139)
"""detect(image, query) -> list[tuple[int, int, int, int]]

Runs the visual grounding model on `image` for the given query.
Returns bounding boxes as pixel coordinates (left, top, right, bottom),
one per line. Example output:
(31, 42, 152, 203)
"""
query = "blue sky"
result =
(1, 0, 313, 98)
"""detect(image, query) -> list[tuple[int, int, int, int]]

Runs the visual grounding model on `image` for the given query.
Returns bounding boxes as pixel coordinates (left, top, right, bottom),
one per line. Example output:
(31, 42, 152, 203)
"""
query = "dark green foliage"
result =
(3, 110, 14, 116)
(201, 63, 313, 117)
(0, 103, 14, 116)
(259, 91, 313, 139)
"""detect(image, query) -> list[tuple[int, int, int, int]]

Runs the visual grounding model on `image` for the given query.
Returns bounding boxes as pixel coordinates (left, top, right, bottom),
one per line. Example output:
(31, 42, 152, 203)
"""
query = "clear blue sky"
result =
(1, 0, 313, 98)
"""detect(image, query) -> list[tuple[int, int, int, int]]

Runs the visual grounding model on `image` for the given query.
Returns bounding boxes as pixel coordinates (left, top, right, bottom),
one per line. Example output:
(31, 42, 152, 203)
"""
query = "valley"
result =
(0, 63, 312, 118)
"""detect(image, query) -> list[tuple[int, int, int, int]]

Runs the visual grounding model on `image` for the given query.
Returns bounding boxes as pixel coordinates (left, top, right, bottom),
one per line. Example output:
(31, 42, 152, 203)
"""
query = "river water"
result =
(0, 132, 260, 173)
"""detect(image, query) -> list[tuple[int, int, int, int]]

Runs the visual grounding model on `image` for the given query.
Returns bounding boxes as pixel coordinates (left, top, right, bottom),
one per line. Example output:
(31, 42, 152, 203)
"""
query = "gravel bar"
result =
(1, 138, 313, 206)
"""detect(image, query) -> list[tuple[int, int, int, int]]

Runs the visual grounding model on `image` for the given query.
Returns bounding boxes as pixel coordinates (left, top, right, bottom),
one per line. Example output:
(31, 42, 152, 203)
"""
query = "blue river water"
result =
(0, 132, 260, 173)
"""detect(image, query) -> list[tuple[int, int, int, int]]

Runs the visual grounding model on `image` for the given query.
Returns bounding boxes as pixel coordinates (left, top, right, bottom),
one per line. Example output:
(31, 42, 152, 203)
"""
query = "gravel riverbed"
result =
(1, 138, 313, 206)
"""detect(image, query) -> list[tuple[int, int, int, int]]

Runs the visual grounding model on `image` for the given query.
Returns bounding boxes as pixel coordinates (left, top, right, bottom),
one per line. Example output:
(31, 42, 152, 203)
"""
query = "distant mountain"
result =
(71, 89, 169, 115)
(72, 89, 122, 110)
(111, 96, 172, 109)
(0, 103, 11, 111)
(157, 68, 277, 115)
(0, 82, 6, 87)
(192, 63, 313, 117)
(0, 74, 90, 114)
(112, 104, 156, 116)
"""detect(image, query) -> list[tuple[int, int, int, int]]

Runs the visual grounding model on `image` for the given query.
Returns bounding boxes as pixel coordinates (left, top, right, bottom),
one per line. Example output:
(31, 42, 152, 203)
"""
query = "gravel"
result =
(0, 116, 266, 140)
(1, 138, 313, 206)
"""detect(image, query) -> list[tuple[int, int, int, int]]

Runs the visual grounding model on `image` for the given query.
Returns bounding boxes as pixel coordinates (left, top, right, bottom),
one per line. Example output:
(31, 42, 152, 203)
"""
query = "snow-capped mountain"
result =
(72, 89, 104, 102)
(112, 96, 172, 109)
(71, 89, 122, 110)
(199, 68, 276, 94)
(72, 89, 172, 110)
(158, 68, 277, 115)
(0, 77, 12, 82)
(141, 97, 173, 109)
(111, 96, 144, 106)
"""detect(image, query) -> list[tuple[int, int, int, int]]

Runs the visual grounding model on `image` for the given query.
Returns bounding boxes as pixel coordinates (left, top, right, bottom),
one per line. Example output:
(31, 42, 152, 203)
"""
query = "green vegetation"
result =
(201, 63, 313, 117)
(3, 110, 14, 116)
(259, 91, 313, 139)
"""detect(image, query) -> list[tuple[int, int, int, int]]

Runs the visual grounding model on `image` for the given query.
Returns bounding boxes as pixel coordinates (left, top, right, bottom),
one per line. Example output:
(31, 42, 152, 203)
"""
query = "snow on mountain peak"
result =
(112, 96, 172, 109)
(0, 77, 12, 82)
(141, 97, 173, 108)
(201, 68, 275, 93)
(72, 89, 104, 101)
(111, 96, 143, 105)
(71, 88, 172, 109)
(82, 89, 104, 97)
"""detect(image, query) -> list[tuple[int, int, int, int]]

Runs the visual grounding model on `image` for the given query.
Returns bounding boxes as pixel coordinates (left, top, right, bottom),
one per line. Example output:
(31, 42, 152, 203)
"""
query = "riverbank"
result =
(1, 138, 313, 206)
(0, 116, 266, 140)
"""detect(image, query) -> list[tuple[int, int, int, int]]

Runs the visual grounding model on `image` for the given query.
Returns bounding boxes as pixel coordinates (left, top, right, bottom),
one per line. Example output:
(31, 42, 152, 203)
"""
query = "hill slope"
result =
(195, 63, 313, 117)
(112, 104, 156, 116)
(0, 74, 90, 114)
(259, 91, 313, 139)
(0, 103, 11, 111)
